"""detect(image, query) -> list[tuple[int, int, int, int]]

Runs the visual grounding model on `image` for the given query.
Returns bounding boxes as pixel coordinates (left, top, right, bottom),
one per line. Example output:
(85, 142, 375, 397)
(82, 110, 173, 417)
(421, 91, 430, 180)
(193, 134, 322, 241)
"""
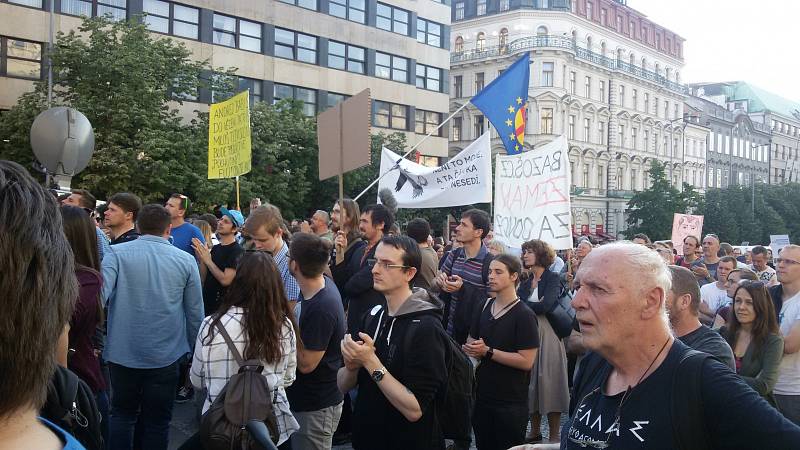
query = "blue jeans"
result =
(108, 359, 181, 450)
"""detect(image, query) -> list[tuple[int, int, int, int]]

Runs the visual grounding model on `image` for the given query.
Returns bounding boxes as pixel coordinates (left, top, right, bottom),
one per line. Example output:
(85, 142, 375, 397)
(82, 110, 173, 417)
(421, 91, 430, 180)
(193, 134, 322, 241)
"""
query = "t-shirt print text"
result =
(569, 399, 650, 444)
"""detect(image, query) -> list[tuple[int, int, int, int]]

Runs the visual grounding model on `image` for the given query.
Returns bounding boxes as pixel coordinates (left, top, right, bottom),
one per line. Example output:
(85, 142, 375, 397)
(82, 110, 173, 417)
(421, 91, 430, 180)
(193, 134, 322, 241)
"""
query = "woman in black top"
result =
(463, 254, 539, 450)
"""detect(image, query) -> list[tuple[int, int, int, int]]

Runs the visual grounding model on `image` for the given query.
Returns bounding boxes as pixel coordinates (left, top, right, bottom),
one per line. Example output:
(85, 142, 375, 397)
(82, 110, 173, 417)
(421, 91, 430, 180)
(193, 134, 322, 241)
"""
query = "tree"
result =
(624, 160, 701, 240)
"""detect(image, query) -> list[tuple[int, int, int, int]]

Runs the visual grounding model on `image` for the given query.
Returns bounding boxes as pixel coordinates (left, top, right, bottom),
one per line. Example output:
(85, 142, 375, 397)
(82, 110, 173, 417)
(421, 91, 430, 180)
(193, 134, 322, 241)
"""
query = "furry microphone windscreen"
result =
(378, 187, 398, 216)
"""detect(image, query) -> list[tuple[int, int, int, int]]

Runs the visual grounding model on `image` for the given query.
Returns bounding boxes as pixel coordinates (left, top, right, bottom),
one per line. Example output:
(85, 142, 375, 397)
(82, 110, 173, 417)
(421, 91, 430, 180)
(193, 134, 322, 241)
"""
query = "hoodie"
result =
(351, 288, 448, 450)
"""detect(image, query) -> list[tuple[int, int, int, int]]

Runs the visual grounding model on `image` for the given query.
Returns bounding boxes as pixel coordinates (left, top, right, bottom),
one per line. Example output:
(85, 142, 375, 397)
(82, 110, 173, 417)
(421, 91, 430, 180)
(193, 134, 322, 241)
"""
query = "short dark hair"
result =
(683, 235, 701, 247)
(200, 213, 218, 231)
(108, 192, 142, 221)
(363, 204, 394, 234)
(290, 233, 332, 278)
(752, 245, 769, 257)
(405, 218, 431, 244)
(632, 233, 652, 244)
(520, 239, 556, 268)
(137, 204, 172, 236)
(719, 256, 738, 266)
(0, 161, 77, 414)
(462, 208, 491, 240)
(71, 188, 96, 209)
(720, 242, 734, 256)
(669, 265, 701, 315)
(380, 235, 421, 272)
(491, 253, 523, 284)
(170, 193, 190, 211)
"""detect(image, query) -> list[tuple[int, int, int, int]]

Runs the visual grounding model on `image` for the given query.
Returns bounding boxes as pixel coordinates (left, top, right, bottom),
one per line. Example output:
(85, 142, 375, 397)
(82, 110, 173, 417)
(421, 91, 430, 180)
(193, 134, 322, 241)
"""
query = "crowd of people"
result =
(4, 158, 800, 450)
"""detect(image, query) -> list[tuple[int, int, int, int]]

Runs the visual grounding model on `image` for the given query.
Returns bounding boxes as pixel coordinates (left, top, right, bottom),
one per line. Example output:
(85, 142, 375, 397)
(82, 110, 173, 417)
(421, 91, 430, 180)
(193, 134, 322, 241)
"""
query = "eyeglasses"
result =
(367, 259, 410, 270)
(776, 257, 800, 266)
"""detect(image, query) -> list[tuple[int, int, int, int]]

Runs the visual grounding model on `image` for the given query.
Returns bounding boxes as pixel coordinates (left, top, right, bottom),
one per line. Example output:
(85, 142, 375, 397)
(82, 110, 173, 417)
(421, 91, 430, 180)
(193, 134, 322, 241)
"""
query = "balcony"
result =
(607, 189, 636, 199)
(451, 35, 688, 95)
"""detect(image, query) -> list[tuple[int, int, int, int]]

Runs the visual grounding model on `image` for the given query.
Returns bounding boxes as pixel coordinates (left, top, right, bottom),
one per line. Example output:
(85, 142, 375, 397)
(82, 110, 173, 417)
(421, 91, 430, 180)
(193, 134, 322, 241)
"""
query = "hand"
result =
(692, 265, 710, 279)
(462, 338, 489, 359)
(442, 274, 463, 293)
(299, 221, 312, 234)
(565, 273, 574, 282)
(341, 333, 379, 370)
(192, 238, 211, 264)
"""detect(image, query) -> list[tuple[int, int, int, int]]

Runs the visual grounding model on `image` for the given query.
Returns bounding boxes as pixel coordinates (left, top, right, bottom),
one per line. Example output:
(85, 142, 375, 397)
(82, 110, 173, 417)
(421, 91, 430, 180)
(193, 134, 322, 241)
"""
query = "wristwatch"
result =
(371, 366, 387, 383)
(485, 347, 494, 360)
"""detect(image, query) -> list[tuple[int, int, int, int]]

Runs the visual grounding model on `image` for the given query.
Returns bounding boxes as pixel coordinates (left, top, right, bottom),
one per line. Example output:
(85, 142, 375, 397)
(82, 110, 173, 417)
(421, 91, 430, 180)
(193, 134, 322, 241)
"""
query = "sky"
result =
(632, 0, 800, 103)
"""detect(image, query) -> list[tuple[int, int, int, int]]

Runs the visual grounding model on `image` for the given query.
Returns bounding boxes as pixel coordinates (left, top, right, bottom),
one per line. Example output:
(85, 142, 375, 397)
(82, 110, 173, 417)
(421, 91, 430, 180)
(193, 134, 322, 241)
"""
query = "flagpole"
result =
(353, 100, 472, 201)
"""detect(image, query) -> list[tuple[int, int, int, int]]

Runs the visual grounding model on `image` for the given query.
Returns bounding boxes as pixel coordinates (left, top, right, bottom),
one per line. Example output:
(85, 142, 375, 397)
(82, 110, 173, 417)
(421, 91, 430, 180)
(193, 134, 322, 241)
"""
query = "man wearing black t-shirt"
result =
(288, 233, 346, 450)
(463, 254, 539, 450)
(105, 192, 142, 245)
(524, 242, 800, 450)
(192, 208, 243, 315)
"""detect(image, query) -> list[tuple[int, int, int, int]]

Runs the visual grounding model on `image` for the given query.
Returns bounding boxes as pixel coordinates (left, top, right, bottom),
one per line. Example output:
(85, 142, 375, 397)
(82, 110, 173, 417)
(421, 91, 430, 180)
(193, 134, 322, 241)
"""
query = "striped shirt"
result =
(440, 244, 489, 335)
(190, 307, 299, 445)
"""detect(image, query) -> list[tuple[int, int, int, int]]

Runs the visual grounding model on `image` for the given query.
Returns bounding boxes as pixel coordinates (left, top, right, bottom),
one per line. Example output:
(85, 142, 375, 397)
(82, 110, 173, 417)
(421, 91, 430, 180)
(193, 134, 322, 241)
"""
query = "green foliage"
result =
(624, 160, 701, 240)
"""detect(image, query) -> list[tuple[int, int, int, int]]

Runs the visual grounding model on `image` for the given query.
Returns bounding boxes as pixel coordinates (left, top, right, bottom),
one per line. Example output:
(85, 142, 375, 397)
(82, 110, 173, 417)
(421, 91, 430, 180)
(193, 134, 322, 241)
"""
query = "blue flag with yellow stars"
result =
(470, 53, 530, 155)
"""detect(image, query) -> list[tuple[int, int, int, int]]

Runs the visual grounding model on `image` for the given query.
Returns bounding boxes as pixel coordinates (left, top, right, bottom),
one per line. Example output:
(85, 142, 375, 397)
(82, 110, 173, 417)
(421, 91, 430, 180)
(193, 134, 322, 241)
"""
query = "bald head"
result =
(581, 242, 672, 299)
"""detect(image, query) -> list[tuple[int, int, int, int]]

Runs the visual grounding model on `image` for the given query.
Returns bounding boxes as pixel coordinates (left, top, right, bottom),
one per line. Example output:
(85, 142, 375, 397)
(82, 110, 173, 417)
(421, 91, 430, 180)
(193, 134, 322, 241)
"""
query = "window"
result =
(586, 1, 592, 19)
(569, 71, 576, 94)
(631, 89, 637, 110)
(453, 117, 462, 140)
(475, 72, 485, 93)
(143, 0, 200, 39)
(537, 26, 548, 36)
(618, 124, 625, 147)
(373, 101, 408, 130)
(324, 92, 348, 110)
(329, 0, 365, 23)
(654, 97, 659, 116)
(664, 100, 669, 119)
(598, 165, 605, 189)
(454, 36, 464, 53)
(599, 121, 606, 144)
(477, 0, 486, 15)
(416, 64, 441, 92)
(643, 93, 649, 113)
(238, 77, 263, 104)
(584, 76, 591, 97)
(212, 14, 261, 52)
(542, 62, 554, 87)
(600, 8, 607, 25)
(599, 80, 605, 102)
(1, 37, 41, 79)
(540, 108, 553, 134)
(280, 0, 317, 10)
(212, 14, 236, 47)
(417, 18, 442, 47)
(274, 28, 317, 63)
(500, 0, 509, 11)
(61, 0, 127, 21)
(568, 115, 575, 139)
(375, 52, 408, 82)
(328, 41, 365, 74)
(631, 169, 637, 189)
(499, 28, 509, 48)
(455, 1, 464, 20)
(8, 0, 43, 7)
(454, 75, 463, 97)
(582, 164, 590, 187)
(583, 118, 590, 142)
(474, 114, 485, 137)
(376, 3, 409, 35)
(618, 84, 625, 107)
(476, 32, 486, 51)
(273, 83, 317, 116)
(415, 110, 442, 136)
(644, 129, 649, 151)
(616, 15, 623, 32)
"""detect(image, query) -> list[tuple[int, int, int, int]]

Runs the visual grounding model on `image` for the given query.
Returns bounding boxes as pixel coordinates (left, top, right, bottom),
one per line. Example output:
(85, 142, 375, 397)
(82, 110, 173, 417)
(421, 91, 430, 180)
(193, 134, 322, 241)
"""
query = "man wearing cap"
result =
(192, 207, 244, 316)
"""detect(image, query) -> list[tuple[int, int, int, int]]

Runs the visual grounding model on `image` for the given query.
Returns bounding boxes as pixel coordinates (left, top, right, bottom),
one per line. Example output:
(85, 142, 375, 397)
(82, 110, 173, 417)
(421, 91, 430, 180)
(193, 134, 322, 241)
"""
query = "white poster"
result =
(770, 234, 791, 256)
(377, 132, 492, 208)
(494, 135, 573, 250)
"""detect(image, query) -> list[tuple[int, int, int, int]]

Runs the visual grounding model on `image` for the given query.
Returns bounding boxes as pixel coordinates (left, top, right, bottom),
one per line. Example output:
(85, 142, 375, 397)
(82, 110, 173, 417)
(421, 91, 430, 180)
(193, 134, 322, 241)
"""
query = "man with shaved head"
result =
(531, 242, 800, 449)
(310, 210, 334, 242)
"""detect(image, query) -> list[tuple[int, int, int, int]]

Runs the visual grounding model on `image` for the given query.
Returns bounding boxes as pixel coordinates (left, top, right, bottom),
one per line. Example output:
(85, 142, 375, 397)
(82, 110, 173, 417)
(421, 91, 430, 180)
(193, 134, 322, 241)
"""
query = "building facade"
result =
(0, 0, 452, 159)
(449, 0, 692, 238)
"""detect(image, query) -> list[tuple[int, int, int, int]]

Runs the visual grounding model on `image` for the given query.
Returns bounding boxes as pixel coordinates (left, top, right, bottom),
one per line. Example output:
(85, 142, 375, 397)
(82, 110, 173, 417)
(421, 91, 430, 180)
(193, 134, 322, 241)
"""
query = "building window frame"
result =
(373, 100, 408, 130)
(1, 36, 42, 80)
(415, 109, 442, 136)
(376, 2, 409, 36)
(416, 64, 441, 92)
(273, 83, 317, 116)
(375, 51, 408, 83)
(327, 40, 365, 74)
(60, 0, 127, 21)
(274, 28, 317, 64)
(142, 0, 200, 40)
(542, 62, 554, 87)
(417, 18, 443, 48)
(455, 1, 464, 20)
(328, 0, 366, 23)
(475, 72, 485, 93)
(279, 0, 318, 11)
(540, 108, 554, 134)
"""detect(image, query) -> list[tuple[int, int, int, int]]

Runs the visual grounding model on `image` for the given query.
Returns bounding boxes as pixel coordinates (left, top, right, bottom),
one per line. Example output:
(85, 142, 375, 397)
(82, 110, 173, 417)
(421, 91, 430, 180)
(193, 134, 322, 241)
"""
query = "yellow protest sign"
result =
(208, 90, 252, 179)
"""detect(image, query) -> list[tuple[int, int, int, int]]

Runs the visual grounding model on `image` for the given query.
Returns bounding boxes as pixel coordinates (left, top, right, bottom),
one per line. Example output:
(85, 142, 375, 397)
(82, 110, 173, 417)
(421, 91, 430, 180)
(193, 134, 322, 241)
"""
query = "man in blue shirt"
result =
(165, 193, 204, 255)
(101, 204, 204, 450)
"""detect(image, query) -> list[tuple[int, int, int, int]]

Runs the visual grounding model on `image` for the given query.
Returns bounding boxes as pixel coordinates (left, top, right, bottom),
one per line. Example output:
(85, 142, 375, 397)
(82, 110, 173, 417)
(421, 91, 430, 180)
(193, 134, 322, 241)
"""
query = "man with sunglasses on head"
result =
(164, 193, 205, 255)
(772, 245, 800, 425)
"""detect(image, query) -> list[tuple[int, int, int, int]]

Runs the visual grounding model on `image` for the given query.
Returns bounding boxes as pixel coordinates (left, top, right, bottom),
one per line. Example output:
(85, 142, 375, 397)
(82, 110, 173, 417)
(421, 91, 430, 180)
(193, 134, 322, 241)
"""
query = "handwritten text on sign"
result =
(494, 135, 573, 249)
(208, 90, 252, 179)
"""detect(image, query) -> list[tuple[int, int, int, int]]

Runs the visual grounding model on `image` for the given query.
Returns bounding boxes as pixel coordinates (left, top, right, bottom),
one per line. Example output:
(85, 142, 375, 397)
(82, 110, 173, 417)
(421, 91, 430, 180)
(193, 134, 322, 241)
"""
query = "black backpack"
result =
(41, 365, 104, 450)
(199, 321, 281, 450)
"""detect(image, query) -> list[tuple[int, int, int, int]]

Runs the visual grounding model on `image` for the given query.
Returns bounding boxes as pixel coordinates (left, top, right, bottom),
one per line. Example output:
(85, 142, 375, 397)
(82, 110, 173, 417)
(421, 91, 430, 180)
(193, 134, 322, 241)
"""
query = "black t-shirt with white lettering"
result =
(470, 298, 539, 406)
(202, 241, 243, 315)
(561, 340, 800, 450)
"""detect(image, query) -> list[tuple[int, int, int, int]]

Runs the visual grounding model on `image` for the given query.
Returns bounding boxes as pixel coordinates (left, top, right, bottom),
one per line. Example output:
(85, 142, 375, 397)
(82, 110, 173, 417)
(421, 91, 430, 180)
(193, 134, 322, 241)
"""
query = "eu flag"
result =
(470, 53, 530, 155)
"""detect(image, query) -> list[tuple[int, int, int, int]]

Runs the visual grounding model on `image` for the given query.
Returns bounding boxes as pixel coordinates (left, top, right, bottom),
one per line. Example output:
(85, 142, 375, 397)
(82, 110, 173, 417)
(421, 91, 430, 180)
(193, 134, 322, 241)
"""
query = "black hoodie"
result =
(351, 288, 448, 450)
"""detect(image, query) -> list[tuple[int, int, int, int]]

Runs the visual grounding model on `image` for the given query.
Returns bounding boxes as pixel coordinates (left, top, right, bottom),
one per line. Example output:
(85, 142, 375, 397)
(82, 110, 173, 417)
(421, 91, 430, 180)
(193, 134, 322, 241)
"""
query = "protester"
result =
(337, 235, 448, 450)
(406, 218, 439, 291)
(192, 207, 244, 316)
(631, 233, 651, 245)
(720, 280, 784, 404)
(165, 193, 205, 255)
(185, 251, 299, 449)
(437, 208, 492, 344)
(666, 265, 735, 370)
(193, 219, 214, 250)
(343, 204, 393, 334)
(0, 161, 87, 449)
(699, 256, 737, 325)
(774, 244, 800, 425)
(465, 253, 539, 450)
(654, 241, 675, 264)
(713, 268, 759, 327)
(485, 239, 508, 256)
(542, 241, 800, 449)
(287, 233, 346, 450)
(517, 240, 568, 444)
(105, 192, 142, 245)
(563, 240, 592, 288)
(720, 242, 748, 268)
(675, 235, 701, 268)
(692, 233, 722, 285)
(62, 188, 111, 260)
(101, 204, 203, 450)
(751, 245, 779, 286)
(310, 210, 335, 242)
(330, 198, 366, 302)
(61, 205, 109, 441)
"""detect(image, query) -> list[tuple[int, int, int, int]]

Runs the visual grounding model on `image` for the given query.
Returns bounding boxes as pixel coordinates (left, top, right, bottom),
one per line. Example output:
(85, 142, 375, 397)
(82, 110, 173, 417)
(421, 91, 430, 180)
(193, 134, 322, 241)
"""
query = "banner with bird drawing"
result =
(377, 132, 492, 209)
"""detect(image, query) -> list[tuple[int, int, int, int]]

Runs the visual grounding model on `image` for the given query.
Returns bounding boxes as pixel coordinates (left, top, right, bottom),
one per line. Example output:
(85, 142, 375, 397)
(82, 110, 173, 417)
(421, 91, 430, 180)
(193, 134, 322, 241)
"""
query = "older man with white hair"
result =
(515, 242, 800, 450)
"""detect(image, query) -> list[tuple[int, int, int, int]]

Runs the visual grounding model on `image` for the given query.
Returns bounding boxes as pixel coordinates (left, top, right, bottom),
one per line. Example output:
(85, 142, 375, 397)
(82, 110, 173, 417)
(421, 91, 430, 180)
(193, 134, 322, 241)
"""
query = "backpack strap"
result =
(215, 321, 245, 367)
(671, 349, 712, 450)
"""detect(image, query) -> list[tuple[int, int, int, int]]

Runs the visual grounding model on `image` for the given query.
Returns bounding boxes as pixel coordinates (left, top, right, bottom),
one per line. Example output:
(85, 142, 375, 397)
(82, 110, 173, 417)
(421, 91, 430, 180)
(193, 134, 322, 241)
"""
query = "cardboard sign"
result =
(770, 235, 791, 256)
(208, 90, 251, 179)
(671, 214, 704, 255)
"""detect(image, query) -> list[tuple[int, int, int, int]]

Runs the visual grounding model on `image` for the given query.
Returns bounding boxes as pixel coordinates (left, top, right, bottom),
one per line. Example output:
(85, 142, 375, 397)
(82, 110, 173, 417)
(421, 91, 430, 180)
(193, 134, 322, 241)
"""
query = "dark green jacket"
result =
(722, 327, 784, 405)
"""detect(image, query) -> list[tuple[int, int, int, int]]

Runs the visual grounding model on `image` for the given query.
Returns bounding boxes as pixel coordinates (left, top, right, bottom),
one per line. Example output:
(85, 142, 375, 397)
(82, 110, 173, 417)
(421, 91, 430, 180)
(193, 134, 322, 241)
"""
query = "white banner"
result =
(377, 132, 492, 208)
(494, 135, 573, 250)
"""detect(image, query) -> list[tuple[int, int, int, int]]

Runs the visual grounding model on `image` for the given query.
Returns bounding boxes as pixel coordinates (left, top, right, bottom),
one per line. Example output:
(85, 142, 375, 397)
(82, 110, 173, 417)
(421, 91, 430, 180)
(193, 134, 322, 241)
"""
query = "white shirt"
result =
(751, 264, 778, 286)
(776, 291, 800, 395)
(700, 282, 730, 312)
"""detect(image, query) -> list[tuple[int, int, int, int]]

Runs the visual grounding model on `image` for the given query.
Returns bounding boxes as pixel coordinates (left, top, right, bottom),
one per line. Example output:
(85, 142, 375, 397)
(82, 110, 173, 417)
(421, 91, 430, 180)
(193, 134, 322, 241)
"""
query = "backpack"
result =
(199, 321, 281, 450)
(368, 306, 475, 446)
(569, 348, 712, 450)
(41, 365, 104, 450)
